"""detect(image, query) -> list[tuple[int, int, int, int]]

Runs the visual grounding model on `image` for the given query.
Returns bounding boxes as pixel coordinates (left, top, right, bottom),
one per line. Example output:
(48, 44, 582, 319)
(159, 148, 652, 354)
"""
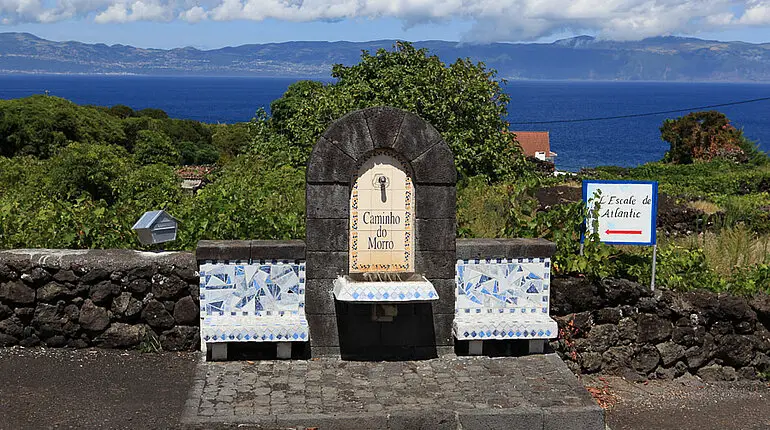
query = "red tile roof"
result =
(176, 165, 215, 180)
(510, 131, 554, 157)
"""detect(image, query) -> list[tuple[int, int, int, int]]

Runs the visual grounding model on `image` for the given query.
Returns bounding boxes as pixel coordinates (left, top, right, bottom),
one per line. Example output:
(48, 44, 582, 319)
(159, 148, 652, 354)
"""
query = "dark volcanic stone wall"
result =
(0, 249, 199, 351)
(550, 277, 770, 381)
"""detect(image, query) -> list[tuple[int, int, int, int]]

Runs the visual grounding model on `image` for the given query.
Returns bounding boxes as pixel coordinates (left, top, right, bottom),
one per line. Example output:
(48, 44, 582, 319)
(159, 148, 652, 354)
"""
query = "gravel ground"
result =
(0, 347, 197, 430)
(583, 375, 770, 430)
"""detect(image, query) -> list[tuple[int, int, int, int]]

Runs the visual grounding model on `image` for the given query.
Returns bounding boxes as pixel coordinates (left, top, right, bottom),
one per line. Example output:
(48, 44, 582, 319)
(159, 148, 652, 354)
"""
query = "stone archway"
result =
(305, 106, 457, 358)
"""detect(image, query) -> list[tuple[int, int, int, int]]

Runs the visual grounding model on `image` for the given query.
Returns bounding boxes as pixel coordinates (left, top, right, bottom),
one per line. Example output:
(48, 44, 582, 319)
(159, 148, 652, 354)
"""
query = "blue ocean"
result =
(1, 75, 769, 171)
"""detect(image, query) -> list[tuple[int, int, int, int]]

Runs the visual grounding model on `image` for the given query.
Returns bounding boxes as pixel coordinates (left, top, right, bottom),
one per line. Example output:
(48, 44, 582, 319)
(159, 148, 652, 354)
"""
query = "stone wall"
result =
(0, 249, 200, 351)
(550, 276, 770, 381)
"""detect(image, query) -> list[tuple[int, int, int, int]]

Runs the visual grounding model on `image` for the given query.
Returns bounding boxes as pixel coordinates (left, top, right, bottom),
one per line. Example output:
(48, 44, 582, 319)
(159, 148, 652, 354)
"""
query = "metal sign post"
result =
(651, 244, 657, 291)
(582, 180, 659, 290)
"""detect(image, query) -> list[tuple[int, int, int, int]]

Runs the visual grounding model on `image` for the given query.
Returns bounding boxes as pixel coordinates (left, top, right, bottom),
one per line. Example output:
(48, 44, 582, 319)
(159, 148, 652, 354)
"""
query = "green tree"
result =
(0, 95, 126, 158)
(47, 142, 131, 203)
(137, 108, 169, 119)
(261, 42, 526, 180)
(175, 154, 305, 248)
(134, 129, 181, 166)
(106, 104, 136, 119)
(661, 111, 765, 164)
(211, 123, 253, 162)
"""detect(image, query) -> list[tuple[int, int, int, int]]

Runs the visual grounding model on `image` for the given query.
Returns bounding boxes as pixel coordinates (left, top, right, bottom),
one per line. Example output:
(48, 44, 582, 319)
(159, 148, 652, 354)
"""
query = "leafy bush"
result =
(47, 142, 132, 203)
(133, 130, 181, 165)
(174, 153, 305, 249)
(261, 41, 529, 180)
(0, 95, 126, 158)
(661, 111, 764, 164)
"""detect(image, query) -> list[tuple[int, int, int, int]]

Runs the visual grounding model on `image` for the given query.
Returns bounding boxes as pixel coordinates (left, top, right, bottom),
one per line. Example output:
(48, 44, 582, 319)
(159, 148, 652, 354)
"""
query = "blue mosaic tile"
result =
(453, 257, 557, 340)
(199, 261, 308, 343)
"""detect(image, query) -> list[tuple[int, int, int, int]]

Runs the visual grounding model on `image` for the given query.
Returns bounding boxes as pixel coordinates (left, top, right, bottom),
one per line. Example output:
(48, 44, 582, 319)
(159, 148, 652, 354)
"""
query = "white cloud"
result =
(740, 1, 770, 25)
(94, 1, 168, 23)
(1, 0, 770, 41)
(178, 5, 205, 22)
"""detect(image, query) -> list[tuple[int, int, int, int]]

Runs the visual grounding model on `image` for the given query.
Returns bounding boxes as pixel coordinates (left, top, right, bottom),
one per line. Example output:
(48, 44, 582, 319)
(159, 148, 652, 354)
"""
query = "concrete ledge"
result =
(278, 413, 388, 430)
(250, 240, 305, 261)
(196, 240, 305, 262)
(458, 408, 544, 430)
(544, 405, 605, 430)
(195, 240, 250, 262)
(0, 248, 195, 272)
(456, 238, 557, 260)
(191, 406, 603, 430)
(387, 410, 456, 430)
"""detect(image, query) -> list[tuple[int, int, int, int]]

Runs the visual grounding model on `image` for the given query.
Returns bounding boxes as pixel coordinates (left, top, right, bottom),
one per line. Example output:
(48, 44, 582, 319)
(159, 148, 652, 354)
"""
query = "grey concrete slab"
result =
(458, 408, 544, 430)
(388, 410, 456, 430)
(196, 240, 250, 262)
(415, 250, 456, 278)
(306, 314, 340, 347)
(392, 111, 443, 162)
(456, 238, 557, 260)
(303, 278, 336, 315)
(306, 251, 347, 279)
(321, 110, 375, 161)
(305, 184, 349, 219)
(415, 219, 456, 252)
(250, 240, 306, 261)
(544, 405, 605, 430)
(277, 413, 388, 430)
(430, 278, 457, 314)
(415, 185, 456, 219)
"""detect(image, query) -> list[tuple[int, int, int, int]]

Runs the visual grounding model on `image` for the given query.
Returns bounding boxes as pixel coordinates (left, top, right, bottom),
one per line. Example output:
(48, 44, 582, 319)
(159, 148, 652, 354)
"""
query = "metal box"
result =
(132, 210, 178, 245)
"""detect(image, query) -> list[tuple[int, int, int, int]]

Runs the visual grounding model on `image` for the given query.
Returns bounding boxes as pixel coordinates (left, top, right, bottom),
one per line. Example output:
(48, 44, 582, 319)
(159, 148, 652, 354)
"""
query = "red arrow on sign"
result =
(605, 229, 642, 235)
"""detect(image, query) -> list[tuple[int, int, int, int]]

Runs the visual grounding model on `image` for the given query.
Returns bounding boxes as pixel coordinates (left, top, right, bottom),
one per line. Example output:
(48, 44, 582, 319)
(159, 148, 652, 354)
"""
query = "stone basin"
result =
(332, 273, 438, 303)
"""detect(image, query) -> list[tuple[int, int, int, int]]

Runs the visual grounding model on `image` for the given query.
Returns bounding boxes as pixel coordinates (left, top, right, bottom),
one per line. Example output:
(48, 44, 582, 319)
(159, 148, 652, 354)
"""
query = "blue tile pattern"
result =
(199, 261, 308, 343)
(333, 276, 438, 302)
(453, 258, 557, 340)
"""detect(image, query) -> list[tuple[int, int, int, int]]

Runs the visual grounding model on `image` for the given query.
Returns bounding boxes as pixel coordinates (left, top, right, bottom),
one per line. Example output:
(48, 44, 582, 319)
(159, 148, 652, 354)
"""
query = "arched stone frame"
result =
(305, 106, 457, 357)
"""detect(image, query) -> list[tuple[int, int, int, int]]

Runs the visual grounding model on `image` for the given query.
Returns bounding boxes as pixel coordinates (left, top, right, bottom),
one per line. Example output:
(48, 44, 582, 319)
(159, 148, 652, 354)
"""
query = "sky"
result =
(2, 1, 770, 49)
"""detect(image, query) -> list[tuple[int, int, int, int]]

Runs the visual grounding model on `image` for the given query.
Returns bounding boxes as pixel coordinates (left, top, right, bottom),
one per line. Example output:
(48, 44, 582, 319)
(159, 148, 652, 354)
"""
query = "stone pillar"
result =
(305, 107, 457, 358)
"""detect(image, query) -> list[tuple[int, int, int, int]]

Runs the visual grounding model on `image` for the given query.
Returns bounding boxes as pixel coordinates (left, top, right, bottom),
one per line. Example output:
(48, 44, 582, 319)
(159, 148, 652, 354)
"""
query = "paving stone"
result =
(184, 354, 603, 429)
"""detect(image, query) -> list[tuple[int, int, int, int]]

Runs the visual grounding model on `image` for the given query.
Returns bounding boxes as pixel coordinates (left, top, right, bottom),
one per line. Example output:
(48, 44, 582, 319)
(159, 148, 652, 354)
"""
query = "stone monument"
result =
(305, 106, 457, 359)
(196, 106, 557, 360)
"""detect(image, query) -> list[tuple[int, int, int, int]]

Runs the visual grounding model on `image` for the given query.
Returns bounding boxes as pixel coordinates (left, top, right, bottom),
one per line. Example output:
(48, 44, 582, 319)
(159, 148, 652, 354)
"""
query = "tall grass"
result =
(683, 224, 770, 276)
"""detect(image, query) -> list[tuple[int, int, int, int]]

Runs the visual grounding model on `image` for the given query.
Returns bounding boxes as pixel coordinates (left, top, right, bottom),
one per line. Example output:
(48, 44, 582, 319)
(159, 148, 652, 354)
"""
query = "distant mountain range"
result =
(2, 32, 770, 81)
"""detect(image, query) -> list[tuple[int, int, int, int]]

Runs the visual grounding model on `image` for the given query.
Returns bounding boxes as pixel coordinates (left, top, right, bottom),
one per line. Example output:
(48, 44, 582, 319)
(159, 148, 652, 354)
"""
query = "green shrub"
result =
(133, 130, 181, 166)
(173, 153, 306, 249)
(47, 142, 132, 203)
(0, 95, 126, 158)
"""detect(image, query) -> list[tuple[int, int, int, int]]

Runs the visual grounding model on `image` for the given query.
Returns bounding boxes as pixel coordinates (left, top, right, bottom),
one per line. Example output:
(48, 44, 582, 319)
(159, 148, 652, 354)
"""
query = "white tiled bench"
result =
(454, 239, 558, 355)
(198, 259, 308, 360)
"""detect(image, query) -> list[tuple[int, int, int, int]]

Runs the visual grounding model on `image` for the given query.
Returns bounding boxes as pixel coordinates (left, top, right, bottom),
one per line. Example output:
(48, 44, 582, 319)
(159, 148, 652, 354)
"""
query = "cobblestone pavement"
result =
(182, 353, 603, 430)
